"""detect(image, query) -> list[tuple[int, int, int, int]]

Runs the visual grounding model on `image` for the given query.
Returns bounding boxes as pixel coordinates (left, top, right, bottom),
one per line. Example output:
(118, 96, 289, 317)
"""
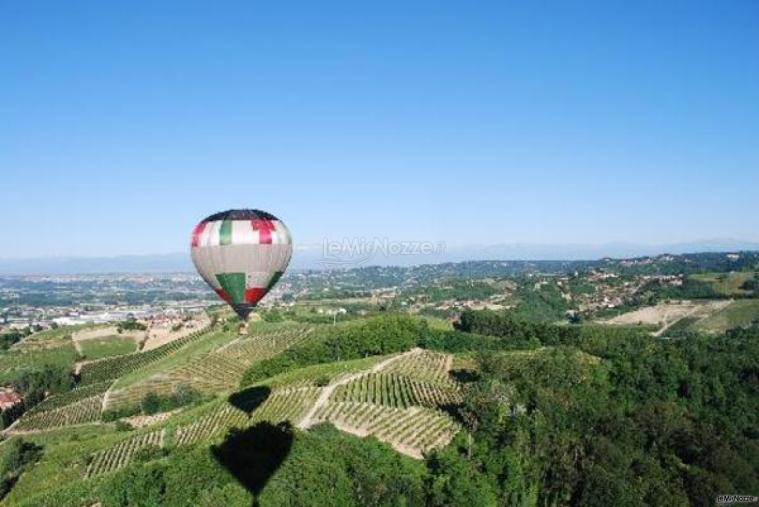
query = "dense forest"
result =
(435, 310, 759, 506)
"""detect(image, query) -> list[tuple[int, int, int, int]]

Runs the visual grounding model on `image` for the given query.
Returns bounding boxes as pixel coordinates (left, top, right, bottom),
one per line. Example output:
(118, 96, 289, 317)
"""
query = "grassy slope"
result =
(694, 299, 759, 333)
(2, 425, 122, 505)
(79, 336, 137, 360)
(0, 343, 79, 383)
(690, 271, 755, 296)
(12, 325, 88, 350)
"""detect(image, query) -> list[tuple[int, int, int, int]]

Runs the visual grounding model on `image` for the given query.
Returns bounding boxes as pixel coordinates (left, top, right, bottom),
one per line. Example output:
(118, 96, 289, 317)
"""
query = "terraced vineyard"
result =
(331, 372, 462, 409)
(104, 326, 313, 411)
(78, 325, 213, 384)
(84, 384, 320, 478)
(313, 401, 460, 458)
(25, 381, 111, 414)
(249, 386, 321, 424)
(85, 429, 164, 477)
(382, 349, 453, 384)
(14, 394, 104, 431)
(173, 403, 248, 446)
(304, 349, 463, 457)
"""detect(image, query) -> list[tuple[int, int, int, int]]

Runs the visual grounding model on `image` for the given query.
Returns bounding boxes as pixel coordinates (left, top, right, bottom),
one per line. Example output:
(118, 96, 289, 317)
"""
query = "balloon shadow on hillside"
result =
(228, 385, 271, 415)
(211, 421, 294, 507)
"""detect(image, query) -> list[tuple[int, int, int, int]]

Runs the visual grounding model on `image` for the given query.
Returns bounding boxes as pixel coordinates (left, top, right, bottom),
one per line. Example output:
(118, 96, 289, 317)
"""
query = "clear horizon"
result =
(2, 1, 758, 257)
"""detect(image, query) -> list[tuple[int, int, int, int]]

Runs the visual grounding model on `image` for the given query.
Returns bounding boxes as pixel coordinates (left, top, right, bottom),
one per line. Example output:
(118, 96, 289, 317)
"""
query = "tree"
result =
(141, 392, 161, 415)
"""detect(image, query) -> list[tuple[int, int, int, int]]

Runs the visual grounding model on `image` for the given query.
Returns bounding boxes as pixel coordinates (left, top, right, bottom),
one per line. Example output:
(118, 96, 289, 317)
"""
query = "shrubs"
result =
(102, 406, 140, 422)
(0, 331, 23, 350)
(100, 465, 167, 507)
(141, 385, 203, 416)
(115, 420, 133, 432)
(104, 385, 203, 421)
(0, 438, 43, 501)
(116, 319, 147, 333)
(141, 393, 162, 415)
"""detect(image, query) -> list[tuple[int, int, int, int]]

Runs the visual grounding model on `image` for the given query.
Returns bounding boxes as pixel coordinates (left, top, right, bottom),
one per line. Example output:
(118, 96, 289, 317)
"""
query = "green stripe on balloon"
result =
(215, 273, 247, 304)
(265, 271, 284, 291)
(219, 219, 233, 246)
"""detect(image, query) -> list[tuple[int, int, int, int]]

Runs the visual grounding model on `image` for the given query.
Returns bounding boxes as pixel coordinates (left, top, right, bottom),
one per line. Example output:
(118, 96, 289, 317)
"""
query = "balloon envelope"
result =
(190, 209, 292, 319)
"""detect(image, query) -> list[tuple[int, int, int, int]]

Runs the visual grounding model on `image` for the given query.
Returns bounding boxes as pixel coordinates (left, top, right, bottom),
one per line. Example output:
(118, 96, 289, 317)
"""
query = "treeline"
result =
(450, 309, 647, 349)
(0, 330, 26, 350)
(610, 251, 759, 276)
(1, 365, 74, 428)
(243, 311, 645, 386)
(241, 315, 428, 385)
(642, 277, 722, 301)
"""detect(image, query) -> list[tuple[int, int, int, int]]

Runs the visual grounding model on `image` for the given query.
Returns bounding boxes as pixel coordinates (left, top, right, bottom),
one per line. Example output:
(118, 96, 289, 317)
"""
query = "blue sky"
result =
(1, 1, 757, 258)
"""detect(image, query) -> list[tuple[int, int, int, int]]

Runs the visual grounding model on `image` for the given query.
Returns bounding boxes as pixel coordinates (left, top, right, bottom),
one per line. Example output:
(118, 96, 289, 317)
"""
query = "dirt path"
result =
(444, 353, 453, 375)
(142, 316, 210, 351)
(653, 299, 732, 337)
(101, 385, 112, 413)
(296, 348, 423, 430)
(652, 306, 700, 337)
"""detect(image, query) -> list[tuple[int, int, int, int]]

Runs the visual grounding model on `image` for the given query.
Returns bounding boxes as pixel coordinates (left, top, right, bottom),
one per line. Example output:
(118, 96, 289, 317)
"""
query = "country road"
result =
(296, 348, 422, 430)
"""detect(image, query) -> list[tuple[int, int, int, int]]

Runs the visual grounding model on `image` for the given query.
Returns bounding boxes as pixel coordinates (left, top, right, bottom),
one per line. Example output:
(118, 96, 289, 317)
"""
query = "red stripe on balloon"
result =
(245, 288, 267, 305)
(251, 219, 275, 244)
(191, 221, 208, 247)
(214, 288, 232, 303)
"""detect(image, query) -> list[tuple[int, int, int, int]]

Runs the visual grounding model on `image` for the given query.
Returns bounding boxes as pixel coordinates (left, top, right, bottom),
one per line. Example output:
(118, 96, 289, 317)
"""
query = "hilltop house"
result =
(0, 388, 22, 410)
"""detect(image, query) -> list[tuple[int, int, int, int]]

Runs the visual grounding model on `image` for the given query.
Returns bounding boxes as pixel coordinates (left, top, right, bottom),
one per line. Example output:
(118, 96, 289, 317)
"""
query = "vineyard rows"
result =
(331, 372, 462, 409)
(381, 349, 454, 385)
(86, 429, 163, 477)
(171, 384, 320, 446)
(173, 403, 248, 446)
(217, 326, 312, 364)
(78, 325, 213, 384)
(26, 381, 111, 414)
(83, 346, 459, 475)
(13, 395, 103, 431)
(104, 327, 312, 411)
(249, 386, 320, 424)
(313, 401, 460, 457)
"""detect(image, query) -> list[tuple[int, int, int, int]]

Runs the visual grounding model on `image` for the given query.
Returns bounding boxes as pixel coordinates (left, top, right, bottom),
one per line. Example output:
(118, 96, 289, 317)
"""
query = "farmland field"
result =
(78, 335, 137, 360)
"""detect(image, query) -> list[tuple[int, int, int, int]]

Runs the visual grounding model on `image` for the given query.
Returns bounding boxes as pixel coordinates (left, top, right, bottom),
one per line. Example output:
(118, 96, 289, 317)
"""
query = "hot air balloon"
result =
(190, 209, 292, 320)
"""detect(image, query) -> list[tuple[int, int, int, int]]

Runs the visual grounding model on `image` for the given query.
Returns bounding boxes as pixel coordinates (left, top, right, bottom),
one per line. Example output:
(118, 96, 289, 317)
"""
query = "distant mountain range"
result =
(1, 239, 758, 275)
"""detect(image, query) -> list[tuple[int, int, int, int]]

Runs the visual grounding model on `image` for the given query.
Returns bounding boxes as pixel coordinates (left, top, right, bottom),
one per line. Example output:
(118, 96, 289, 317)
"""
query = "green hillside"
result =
(0, 311, 756, 506)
